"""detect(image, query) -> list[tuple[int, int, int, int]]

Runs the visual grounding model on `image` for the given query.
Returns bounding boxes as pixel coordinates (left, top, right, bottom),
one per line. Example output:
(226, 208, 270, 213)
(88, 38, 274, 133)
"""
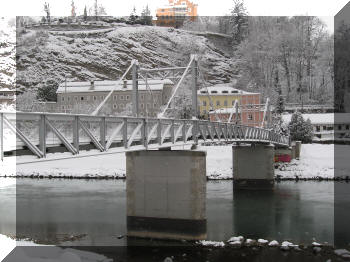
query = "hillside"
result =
(0, 18, 15, 90)
(16, 24, 238, 93)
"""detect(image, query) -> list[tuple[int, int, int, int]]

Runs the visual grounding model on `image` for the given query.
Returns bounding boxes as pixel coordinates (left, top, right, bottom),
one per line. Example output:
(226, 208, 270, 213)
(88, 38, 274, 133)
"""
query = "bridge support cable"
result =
(158, 55, 195, 118)
(197, 65, 221, 122)
(228, 100, 239, 123)
(260, 98, 270, 128)
(91, 60, 136, 116)
(132, 61, 139, 117)
(0, 113, 3, 161)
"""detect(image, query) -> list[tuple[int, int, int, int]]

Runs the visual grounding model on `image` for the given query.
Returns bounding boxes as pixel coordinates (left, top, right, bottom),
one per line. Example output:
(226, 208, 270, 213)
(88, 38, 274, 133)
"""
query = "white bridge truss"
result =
(0, 111, 290, 160)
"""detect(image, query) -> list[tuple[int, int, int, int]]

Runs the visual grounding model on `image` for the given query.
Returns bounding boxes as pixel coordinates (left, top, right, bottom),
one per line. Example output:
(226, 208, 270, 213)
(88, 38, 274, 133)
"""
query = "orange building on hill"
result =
(155, 0, 198, 28)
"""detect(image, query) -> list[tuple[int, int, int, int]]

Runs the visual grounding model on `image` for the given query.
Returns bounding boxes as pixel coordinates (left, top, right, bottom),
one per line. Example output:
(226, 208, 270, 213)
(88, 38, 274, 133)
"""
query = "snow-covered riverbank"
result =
(0, 144, 346, 180)
(0, 234, 113, 262)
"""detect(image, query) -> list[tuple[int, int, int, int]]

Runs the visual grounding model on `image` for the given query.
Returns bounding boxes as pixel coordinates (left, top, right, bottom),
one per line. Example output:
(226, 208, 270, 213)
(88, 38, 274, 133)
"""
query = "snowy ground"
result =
(0, 143, 344, 180)
(0, 234, 113, 262)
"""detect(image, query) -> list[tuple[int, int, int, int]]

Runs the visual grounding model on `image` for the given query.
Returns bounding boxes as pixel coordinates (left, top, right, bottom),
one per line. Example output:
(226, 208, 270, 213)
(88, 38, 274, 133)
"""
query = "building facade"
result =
(0, 88, 15, 105)
(56, 79, 174, 117)
(155, 0, 198, 28)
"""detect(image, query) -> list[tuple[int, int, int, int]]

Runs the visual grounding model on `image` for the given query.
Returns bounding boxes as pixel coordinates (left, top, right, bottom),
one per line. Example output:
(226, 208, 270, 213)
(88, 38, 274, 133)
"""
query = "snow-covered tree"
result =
(37, 80, 58, 102)
(288, 111, 313, 143)
(141, 5, 152, 25)
(230, 0, 248, 45)
(129, 6, 138, 24)
(43, 2, 51, 24)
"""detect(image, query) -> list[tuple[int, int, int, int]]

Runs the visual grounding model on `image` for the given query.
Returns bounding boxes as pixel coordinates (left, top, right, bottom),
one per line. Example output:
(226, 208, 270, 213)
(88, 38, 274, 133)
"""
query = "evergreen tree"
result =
(83, 6, 88, 21)
(288, 111, 313, 143)
(94, 0, 98, 20)
(230, 0, 248, 45)
(129, 6, 137, 24)
(141, 5, 152, 25)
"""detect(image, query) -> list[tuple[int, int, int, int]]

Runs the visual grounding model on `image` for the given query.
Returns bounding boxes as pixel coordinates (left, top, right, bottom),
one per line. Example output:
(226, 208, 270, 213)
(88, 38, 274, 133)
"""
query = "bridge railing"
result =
(0, 111, 290, 160)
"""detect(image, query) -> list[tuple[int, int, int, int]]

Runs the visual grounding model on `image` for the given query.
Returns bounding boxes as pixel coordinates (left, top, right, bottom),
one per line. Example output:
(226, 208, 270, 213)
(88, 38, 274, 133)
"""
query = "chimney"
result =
(90, 80, 95, 90)
(123, 79, 128, 89)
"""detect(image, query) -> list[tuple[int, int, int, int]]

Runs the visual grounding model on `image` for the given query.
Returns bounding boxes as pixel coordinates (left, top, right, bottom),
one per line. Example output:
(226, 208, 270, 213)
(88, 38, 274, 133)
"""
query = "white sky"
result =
(0, 0, 348, 31)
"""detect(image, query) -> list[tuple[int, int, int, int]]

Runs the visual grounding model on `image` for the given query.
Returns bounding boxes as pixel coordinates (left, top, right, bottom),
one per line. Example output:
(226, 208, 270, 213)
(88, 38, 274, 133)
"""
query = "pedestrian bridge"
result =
(0, 111, 290, 160)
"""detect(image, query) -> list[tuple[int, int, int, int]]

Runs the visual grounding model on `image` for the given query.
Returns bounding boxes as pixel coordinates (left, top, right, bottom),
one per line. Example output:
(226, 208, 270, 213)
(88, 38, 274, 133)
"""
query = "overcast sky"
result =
(0, 0, 348, 31)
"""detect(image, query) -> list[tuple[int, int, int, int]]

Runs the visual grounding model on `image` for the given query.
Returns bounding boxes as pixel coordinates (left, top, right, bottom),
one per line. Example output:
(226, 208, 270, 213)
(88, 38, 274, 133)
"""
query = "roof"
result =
(282, 113, 350, 125)
(198, 85, 259, 96)
(0, 88, 14, 92)
(57, 79, 173, 94)
(209, 108, 242, 114)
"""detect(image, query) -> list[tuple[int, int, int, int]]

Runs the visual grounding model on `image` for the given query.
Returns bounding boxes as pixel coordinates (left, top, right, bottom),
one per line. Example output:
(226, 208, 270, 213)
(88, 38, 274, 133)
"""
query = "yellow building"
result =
(197, 84, 261, 118)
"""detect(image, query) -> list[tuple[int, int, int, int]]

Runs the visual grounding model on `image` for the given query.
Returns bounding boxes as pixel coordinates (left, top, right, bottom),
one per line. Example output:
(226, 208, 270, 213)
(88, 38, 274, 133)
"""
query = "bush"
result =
(288, 111, 313, 143)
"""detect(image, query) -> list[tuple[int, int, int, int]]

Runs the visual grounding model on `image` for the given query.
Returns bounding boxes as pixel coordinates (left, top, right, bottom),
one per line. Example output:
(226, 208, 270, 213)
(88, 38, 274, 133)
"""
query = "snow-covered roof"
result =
(198, 85, 259, 96)
(282, 113, 350, 125)
(0, 88, 14, 92)
(209, 108, 241, 114)
(57, 79, 173, 94)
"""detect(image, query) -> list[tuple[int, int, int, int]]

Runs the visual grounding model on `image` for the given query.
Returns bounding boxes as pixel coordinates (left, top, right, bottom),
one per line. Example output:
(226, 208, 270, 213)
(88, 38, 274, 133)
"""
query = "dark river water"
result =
(0, 178, 348, 247)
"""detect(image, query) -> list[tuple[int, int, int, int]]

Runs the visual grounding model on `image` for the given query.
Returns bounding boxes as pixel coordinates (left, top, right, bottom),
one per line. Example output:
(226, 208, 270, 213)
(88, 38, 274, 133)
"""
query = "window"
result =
(141, 103, 144, 109)
(74, 96, 78, 101)
(231, 90, 238, 93)
(120, 95, 124, 100)
(248, 114, 253, 120)
(61, 97, 65, 102)
(200, 91, 207, 94)
(80, 97, 84, 101)
(113, 95, 117, 100)
(222, 91, 228, 94)
(153, 103, 157, 108)
(93, 96, 97, 101)
(203, 101, 207, 106)
(68, 97, 70, 101)
(211, 91, 218, 94)
(126, 95, 130, 100)
(140, 95, 144, 100)
(113, 104, 117, 109)
(338, 125, 342, 130)
(323, 126, 327, 130)
(216, 101, 220, 106)
(61, 105, 65, 110)
(346, 125, 349, 130)
(224, 100, 228, 106)
(316, 126, 320, 132)
(120, 104, 125, 109)
(327, 126, 333, 131)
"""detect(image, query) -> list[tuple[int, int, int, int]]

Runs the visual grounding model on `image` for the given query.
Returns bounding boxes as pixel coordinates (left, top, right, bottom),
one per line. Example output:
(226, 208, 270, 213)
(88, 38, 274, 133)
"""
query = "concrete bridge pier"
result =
(232, 144, 275, 190)
(126, 150, 207, 240)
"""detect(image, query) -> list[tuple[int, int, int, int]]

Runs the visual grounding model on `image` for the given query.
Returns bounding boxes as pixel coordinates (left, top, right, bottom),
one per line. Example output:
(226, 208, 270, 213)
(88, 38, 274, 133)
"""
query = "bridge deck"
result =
(0, 111, 290, 160)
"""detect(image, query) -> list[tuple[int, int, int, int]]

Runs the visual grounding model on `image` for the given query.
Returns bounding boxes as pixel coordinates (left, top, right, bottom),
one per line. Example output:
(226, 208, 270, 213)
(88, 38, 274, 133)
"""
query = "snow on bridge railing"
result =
(0, 111, 290, 160)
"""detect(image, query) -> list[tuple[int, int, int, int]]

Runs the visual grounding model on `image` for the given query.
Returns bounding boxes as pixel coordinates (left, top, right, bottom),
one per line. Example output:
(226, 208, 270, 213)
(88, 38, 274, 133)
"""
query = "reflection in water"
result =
(0, 178, 342, 246)
(232, 182, 334, 245)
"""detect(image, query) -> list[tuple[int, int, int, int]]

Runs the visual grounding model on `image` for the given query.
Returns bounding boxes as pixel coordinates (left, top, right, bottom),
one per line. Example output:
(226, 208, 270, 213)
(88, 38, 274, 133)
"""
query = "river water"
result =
(0, 178, 347, 247)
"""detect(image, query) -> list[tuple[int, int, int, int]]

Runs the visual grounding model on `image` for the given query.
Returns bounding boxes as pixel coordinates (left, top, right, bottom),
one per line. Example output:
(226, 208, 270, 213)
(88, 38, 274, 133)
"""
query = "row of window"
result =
(315, 125, 350, 132)
(61, 94, 160, 103)
(200, 90, 240, 94)
(112, 103, 158, 110)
